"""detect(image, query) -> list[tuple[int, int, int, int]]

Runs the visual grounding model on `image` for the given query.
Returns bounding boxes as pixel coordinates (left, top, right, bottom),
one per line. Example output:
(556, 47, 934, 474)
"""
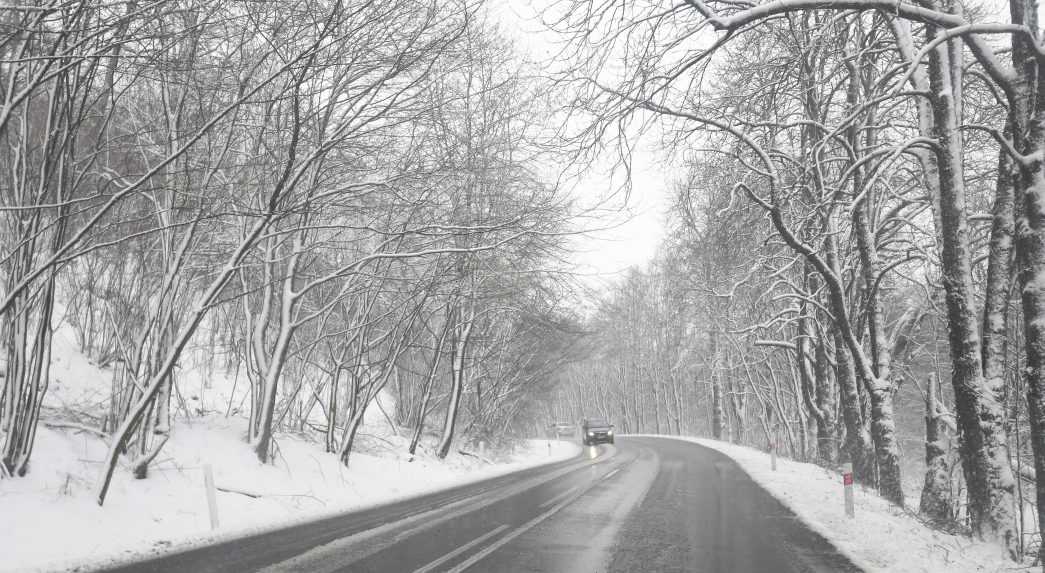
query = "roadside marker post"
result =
(767, 405, 778, 471)
(770, 428, 778, 472)
(204, 463, 220, 530)
(842, 462, 855, 518)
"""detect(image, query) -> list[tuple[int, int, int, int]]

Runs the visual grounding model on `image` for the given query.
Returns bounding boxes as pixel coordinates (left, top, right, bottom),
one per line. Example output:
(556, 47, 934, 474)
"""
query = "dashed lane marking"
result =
(539, 485, 579, 509)
(444, 482, 592, 572)
(412, 524, 510, 573)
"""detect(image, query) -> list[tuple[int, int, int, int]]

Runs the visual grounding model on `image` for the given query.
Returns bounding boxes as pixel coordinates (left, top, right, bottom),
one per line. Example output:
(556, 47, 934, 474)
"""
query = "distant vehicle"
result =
(581, 418, 614, 446)
(551, 422, 576, 437)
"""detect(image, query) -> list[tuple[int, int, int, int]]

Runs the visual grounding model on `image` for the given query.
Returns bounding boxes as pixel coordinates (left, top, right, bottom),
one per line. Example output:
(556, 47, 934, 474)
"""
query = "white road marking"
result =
(539, 485, 579, 509)
(412, 524, 510, 573)
(258, 462, 588, 573)
(445, 484, 590, 572)
(261, 447, 628, 573)
(603, 467, 621, 481)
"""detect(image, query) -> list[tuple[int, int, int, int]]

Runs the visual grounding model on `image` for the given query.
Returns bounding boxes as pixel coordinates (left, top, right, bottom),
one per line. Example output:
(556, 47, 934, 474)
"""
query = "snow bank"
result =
(0, 421, 579, 573)
(633, 435, 1020, 572)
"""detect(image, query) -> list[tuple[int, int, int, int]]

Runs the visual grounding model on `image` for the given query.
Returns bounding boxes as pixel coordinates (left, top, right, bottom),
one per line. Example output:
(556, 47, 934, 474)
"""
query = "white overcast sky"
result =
(488, 1, 675, 291)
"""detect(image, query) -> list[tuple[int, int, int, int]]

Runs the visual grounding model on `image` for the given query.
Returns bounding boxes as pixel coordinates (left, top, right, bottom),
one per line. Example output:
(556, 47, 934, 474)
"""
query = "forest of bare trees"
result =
(537, 0, 1045, 564)
(7, 0, 1045, 568)
(0, 0, 584, 509)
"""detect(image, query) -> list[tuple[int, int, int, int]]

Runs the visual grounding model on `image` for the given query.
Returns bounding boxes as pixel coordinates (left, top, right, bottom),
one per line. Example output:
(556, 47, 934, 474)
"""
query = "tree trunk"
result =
(437, 311, 473, 459)
(1015, 84, 1045, 567)
(1006, 2, 1043, 561)
(409, 325, 448, 455)
(834, 324, 874, 483)
(710, 329, 724, 440)
(920, 374, 953, 524)
(925, 26, 1017, 545)
(868, 385, 904, 503)
(338, 408, 367, 466)
(813, 335, 838, 464)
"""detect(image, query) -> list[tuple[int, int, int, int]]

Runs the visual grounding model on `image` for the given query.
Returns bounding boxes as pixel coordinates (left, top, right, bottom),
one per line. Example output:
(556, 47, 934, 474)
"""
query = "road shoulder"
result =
(631, 435, 1013, 573)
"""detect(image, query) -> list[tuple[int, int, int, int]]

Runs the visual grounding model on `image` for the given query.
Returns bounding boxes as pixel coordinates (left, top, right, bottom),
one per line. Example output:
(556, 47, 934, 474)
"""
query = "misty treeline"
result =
(0, 0, 583, 506)
(538, 0, 1045, 563)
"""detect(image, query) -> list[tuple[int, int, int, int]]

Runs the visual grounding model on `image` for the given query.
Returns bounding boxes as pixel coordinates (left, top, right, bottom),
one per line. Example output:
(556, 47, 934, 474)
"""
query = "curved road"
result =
(95, 437, 860, 573)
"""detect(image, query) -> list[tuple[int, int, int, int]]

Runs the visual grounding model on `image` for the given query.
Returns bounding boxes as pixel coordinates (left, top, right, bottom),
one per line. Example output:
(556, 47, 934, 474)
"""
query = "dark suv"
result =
(581, 418, 615, 446)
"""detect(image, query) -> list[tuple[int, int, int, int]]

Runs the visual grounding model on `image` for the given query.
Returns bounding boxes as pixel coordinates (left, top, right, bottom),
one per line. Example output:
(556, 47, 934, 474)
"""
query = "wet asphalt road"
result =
(94, 436, 861, 573)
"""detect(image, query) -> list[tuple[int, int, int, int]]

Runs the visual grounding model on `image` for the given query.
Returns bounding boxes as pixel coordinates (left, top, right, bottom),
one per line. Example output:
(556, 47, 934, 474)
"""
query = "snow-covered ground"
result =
(634, 435, 1025, 572)
(0, 319, 580, 573)
(1, 420, 579, 573)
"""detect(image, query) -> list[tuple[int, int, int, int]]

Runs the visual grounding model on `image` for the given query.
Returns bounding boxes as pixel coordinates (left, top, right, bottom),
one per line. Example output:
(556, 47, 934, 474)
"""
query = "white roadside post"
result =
(842, 462, 855, 518)
(767, 405, 778, 471)
(203, 463, 220, 530)
(770, 425, 778, 471)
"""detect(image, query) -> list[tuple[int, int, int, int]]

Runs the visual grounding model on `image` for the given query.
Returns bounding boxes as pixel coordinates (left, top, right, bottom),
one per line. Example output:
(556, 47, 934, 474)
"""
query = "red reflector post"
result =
(842, 462, 855, 517)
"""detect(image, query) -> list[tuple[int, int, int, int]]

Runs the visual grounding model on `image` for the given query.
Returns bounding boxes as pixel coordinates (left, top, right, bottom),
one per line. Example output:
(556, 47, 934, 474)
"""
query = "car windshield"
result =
(587, 419, 610, 427)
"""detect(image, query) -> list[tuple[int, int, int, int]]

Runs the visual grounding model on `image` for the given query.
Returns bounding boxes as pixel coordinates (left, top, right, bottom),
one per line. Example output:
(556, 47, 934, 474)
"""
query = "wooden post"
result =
(204, 464, 219, 530)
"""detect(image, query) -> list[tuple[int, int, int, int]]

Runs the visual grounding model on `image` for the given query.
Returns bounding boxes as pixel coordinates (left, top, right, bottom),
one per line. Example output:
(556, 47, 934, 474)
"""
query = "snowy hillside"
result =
(0, 320, 579, 572)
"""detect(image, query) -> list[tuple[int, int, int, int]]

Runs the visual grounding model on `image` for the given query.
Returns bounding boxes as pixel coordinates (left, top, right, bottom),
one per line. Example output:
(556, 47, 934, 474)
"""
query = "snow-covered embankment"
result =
(1, 424, 579, 573)
(0, 325, 581, 572)
(634, 435, 1018, 573)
